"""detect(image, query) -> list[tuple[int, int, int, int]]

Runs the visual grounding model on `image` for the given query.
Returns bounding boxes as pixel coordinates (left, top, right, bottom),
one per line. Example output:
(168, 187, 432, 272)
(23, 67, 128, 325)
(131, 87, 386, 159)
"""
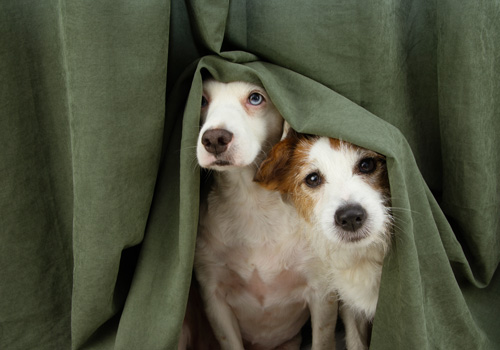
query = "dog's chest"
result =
(198, 184, 310, 306)
(220, 243, 309, 304)
(326, 249, 384, 318)
(202, 180, 299, 244)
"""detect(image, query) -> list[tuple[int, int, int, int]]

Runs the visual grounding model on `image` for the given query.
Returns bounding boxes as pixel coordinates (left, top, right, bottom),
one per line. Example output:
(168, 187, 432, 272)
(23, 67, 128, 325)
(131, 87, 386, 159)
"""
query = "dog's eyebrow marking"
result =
(329, 138, 342, 150)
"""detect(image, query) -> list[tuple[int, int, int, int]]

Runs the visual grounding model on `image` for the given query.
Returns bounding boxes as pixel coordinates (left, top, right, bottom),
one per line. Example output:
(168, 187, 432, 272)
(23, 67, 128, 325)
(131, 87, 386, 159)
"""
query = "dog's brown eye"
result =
(305, 172, 322, 188)
(201, 96, 208, 108)
(359, 158, 376, 174)
(248, 93, 264, 106)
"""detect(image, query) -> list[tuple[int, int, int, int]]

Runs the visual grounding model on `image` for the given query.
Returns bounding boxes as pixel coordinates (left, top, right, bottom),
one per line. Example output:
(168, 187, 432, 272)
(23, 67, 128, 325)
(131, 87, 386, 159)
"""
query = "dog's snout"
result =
(334, 204, 367, 232)
(202, 129, 233, 155)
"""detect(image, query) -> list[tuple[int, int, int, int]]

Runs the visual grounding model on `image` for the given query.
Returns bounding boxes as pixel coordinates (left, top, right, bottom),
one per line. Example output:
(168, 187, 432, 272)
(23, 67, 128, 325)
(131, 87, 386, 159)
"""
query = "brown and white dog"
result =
(255, 129, 392, 350)
(194, 80, 337, 350)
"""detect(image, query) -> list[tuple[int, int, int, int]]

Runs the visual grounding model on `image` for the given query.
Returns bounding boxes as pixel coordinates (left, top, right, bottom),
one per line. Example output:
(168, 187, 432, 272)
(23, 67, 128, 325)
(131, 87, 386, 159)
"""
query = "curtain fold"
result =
(1, 2, 74, 349)
(1, 0, 498, 349)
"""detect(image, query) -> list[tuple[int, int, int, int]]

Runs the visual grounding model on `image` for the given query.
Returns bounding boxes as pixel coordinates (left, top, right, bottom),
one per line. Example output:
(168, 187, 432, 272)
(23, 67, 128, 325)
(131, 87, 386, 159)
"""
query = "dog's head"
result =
(255, 130, 392, 247)
(196, 80, 283, 171)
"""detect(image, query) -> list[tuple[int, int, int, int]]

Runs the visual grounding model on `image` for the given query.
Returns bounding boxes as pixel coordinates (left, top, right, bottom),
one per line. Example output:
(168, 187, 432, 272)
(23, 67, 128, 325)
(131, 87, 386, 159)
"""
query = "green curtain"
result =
(1, 0, 498, 349)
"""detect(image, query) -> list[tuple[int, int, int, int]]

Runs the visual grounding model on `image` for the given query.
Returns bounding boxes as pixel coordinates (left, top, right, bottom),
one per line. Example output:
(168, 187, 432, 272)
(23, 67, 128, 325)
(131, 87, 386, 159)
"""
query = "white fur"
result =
(195, 81, 337, 350)
(309, 139, 389, 250)
(197, 80, 282, 170)
(298, 137, 392, 350)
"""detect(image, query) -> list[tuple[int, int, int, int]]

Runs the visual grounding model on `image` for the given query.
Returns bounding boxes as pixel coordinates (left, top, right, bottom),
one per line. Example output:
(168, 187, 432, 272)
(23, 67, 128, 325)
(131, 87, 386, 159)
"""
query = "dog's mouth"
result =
(337, 229, 371, 243)
(213, 160, 231, 166)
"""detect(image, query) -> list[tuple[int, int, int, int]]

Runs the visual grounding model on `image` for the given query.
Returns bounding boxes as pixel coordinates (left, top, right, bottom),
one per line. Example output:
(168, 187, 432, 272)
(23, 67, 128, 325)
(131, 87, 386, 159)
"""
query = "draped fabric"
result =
(1, 0, 498, 349)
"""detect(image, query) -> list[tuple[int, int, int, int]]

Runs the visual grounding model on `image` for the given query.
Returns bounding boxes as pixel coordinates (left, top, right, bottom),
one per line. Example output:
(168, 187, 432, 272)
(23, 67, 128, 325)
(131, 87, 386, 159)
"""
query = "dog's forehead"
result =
(307, 137, 360, 172)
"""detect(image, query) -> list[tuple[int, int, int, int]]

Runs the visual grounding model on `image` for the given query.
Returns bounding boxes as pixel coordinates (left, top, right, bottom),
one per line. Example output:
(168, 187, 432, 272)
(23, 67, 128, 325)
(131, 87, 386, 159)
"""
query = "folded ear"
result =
(281, 120, 292, 141)
(254, 137, 295, 193)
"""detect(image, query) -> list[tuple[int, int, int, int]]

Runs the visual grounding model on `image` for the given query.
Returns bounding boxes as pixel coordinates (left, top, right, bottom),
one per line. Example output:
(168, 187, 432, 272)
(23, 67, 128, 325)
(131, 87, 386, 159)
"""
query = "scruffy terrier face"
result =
(255, 132, 392, 246)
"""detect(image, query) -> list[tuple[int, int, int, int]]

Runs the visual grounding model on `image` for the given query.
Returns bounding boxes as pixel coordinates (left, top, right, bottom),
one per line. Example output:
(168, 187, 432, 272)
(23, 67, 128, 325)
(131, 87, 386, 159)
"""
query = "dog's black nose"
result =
(334, 204, 367, 232)
(202, 129, 233, 155)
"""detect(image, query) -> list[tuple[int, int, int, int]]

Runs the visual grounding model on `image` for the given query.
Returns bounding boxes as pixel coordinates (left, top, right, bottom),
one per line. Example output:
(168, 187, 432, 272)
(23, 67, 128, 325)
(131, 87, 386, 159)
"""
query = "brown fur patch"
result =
(329, 137, 342, 150)
(292, 193, 316, 223)
(288, 137, 325, 222)
(254, 136, 296, 193)
(255, 132, 320, 222)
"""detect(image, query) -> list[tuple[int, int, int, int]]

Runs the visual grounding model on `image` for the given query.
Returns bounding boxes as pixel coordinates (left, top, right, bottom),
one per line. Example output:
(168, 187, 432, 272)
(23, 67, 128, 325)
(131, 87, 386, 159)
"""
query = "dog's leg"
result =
(309, 291, 338, 350)
(202, 291, 244, 350)
(340, 306, 369, 350)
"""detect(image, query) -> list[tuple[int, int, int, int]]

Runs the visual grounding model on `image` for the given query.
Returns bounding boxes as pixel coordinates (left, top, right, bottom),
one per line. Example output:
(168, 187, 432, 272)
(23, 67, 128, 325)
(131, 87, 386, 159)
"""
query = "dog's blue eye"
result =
(359, 158, 376, 174)
(305, 172, 322, 188)
(248, 93, 264, 106)
(201, 96, 208, 108)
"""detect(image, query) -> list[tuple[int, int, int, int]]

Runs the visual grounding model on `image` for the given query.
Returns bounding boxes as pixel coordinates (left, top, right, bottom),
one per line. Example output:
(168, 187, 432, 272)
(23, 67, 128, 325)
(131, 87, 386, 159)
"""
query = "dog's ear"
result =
(280, 120, 292, 141)
(254, 137, 296, 193)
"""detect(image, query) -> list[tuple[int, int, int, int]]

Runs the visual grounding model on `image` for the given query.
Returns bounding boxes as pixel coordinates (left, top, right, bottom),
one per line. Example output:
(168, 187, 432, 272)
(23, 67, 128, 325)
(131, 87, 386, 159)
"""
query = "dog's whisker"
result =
(178, 144, 198, 152)
(387, 208, 419, 228)
(190, 157, 200, 173)
(388, 206, 421, 215)
(389, 216, 411, 229)
(390, 221, 407, 233)
(181, 144, 198, 149)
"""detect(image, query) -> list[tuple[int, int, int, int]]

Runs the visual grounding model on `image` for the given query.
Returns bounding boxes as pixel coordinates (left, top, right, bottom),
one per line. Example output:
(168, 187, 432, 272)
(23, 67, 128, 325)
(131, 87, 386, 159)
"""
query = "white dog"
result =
(255, 130, 392, 350)
(195, 80, 337, 350)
